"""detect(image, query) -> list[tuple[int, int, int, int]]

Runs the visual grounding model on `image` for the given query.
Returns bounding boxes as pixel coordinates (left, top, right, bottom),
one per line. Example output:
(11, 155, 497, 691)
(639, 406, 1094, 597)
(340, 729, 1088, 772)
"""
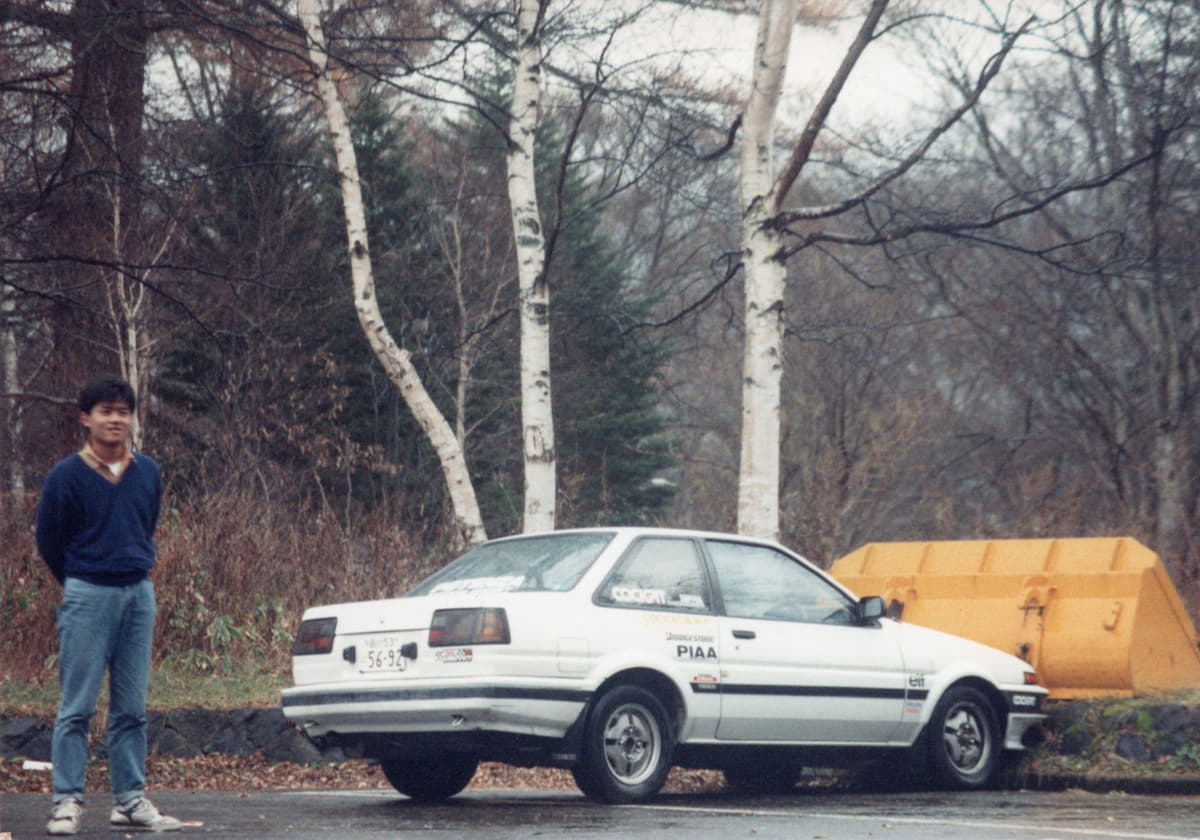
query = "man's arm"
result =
(35, 470, 68, 585)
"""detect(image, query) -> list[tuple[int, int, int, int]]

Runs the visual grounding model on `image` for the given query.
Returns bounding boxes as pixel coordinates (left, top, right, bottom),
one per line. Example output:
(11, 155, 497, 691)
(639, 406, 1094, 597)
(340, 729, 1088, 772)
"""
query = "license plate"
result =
(360, 634, 410, 673)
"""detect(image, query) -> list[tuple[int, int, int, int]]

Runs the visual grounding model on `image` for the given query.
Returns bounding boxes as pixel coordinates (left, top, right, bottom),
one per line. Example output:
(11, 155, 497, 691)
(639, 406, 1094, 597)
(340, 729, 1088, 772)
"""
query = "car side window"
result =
(595, 538, 712, 613)
(706, 540, 856, 624)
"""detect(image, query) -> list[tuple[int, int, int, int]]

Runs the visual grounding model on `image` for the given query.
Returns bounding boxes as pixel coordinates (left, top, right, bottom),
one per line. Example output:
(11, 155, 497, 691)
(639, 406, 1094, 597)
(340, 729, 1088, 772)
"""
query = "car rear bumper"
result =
(281, 680, 591, 739)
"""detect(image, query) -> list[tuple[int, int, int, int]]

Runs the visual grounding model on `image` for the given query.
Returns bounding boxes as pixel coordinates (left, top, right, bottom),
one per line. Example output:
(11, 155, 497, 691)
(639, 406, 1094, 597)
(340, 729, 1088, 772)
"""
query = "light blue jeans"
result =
(52, 577, 156, 807)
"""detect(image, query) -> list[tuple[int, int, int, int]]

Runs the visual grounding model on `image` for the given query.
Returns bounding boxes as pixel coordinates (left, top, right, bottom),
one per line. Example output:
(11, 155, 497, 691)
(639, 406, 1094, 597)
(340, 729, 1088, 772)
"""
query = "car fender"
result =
(583, 645, 695, 705)
(555, 658, 691, 762)
(913, 665, 1005, 726)
(566, 646, 704, 743)
(886, 619, 1044, 742)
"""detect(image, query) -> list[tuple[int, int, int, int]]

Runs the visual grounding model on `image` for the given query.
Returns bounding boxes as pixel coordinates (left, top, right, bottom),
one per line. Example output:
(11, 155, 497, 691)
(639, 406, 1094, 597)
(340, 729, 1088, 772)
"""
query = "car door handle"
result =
(732, 629, 756, 640)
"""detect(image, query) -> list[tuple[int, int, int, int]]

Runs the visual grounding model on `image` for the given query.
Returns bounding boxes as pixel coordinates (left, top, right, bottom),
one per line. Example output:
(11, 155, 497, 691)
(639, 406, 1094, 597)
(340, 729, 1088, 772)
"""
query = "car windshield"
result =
(406, 532, 615, 596)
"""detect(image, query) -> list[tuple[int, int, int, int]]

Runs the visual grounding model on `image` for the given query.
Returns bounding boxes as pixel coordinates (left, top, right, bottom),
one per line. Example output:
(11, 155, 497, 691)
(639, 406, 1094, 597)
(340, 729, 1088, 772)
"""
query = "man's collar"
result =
(80, 442, 133, 481)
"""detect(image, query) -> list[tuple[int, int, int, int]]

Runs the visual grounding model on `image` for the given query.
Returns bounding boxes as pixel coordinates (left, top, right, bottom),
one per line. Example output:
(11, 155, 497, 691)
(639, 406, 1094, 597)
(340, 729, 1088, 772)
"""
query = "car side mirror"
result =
(855, 595, 885, 626)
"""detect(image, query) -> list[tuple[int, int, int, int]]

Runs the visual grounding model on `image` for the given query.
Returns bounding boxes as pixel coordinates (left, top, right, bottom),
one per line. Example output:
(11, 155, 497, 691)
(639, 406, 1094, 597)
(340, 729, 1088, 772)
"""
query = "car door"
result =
(705, 539, 908, 743)
(592, 536, 723, 737)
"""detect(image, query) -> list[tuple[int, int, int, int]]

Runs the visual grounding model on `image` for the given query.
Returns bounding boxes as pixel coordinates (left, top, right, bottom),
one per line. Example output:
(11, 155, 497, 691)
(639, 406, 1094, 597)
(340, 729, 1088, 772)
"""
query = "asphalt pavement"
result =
(7, 787, 1200, 840)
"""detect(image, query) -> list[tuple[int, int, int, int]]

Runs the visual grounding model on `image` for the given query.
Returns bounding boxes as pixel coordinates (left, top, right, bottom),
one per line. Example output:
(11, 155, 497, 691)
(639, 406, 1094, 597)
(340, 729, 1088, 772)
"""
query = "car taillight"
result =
(293, 617, 337, 655)
(428, 608, 510, 647)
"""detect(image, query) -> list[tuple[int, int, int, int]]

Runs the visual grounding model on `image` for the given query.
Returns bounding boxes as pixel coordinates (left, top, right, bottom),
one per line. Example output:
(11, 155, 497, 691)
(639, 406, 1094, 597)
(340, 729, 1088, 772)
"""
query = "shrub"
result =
(1, 485, 451, 686)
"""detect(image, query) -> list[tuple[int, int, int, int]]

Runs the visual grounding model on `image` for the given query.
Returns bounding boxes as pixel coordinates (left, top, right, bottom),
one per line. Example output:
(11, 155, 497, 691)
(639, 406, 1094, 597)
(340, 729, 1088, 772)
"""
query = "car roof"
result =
(484, 526, 791, 551)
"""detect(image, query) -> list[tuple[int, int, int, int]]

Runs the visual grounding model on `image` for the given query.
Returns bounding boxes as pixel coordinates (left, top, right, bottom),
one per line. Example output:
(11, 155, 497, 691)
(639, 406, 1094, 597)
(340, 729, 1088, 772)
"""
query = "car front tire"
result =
(380, 753, 479, 801)
(572, 684, 674, 804)
(926, 684, 999, 790)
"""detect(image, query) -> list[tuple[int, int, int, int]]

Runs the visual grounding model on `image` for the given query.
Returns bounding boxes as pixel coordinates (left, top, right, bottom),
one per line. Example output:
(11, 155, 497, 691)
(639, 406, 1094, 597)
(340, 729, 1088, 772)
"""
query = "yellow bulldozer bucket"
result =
(830, 537, 1200, 698)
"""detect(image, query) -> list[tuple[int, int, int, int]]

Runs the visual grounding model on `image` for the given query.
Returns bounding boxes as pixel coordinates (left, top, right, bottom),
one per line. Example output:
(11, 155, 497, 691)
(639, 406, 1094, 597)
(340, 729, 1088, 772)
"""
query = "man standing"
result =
(36, 375, 182, 835)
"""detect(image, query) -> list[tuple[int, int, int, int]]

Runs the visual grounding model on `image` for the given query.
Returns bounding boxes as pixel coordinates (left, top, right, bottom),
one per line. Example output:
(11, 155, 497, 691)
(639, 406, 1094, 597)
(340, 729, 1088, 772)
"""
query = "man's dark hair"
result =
(79, 375, 136, 414)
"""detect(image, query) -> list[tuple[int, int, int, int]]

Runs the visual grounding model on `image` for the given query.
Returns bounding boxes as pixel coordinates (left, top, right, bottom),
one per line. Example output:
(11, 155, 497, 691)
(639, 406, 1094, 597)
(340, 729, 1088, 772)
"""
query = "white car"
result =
(282, 528, 1046, 803)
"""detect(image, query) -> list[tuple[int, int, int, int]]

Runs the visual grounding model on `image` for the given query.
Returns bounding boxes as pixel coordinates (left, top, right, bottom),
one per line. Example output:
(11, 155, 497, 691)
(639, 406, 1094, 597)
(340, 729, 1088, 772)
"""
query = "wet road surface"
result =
(4, 787, 1200, 839)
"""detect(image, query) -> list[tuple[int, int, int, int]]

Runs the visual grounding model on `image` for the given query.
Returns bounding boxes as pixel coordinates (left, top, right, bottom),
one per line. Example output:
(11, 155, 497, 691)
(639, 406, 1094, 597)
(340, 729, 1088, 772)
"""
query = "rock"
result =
(1114, 733, 1150, 762)
(0, 716, 50, 761)
(1046, 700, 1090, 731)
(1151, 704, 1190, 735)
(209, 722, 259, 758)
(216, 708, 262, 758)
(163, 707, 229, 755)
(1056, 729, 1093, 756)
(156, 725, 201, 758)
(146, 710, 167, 749)
(1098, 705, 1131, 733)
(260, 725, 325, 764)
(1116, 709, 1143, 729)
(19, 726, 52, 762)
(0, 707, 337, 765)
(243, 707, 292, 751)
(1152, 731, 1189, 759)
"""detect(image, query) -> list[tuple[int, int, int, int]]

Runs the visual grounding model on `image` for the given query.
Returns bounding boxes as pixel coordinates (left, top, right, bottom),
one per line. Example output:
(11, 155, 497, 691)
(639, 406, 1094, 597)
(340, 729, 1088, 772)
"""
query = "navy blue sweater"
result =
(35, 452, 163, 586)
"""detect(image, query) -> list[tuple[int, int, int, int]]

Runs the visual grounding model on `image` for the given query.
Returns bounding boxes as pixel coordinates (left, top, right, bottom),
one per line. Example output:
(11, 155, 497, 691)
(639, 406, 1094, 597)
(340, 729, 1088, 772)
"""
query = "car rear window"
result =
(406, 532, 615, 596)
(595, 537, 712, 613)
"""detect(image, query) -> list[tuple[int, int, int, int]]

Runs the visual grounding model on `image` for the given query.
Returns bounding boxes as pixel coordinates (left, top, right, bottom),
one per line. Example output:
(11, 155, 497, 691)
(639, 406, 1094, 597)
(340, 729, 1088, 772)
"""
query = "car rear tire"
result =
(925, 684, 999, 790)
(571, 684, 674, 803)
(380, 754, 479, 801)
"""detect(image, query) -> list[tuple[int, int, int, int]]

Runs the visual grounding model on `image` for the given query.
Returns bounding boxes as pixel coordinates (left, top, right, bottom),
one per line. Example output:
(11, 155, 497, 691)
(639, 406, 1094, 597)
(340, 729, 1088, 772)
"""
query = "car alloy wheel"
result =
(928, 684, 998, 789)
(573, 684, 674, 803)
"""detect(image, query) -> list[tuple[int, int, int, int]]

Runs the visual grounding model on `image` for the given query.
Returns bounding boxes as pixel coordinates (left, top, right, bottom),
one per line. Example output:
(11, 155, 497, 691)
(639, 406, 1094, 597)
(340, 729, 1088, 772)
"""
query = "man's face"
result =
(80, 400, 133, 448)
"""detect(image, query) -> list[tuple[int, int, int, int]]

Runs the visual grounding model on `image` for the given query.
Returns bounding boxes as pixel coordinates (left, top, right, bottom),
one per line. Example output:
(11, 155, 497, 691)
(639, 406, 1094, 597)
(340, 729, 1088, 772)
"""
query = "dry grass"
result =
(0, 487, 451, 691)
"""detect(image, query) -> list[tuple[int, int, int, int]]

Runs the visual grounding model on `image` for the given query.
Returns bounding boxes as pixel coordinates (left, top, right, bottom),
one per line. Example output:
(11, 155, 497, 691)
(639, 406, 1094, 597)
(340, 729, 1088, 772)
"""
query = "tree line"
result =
(1, 1, 1196, 600)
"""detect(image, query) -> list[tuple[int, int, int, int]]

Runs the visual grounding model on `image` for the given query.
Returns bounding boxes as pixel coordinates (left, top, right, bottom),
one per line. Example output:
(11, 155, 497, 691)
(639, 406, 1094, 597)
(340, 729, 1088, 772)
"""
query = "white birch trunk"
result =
(101, 131, 147, 449)
(299, 0, 486, 547)
(1, 295, 23, 500)
(736, 0, 796, 541)
(508, 0, 556, 533)
(1150, 294, 1190, 572)
(105, 180, 184, 450)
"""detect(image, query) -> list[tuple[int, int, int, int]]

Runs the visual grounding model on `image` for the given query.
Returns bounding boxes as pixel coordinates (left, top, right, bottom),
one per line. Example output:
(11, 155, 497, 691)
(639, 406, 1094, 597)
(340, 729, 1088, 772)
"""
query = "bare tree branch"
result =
(780, 142, 1162, 259)
(773, 0, 889, 206)
(777, 14, 1034, 227)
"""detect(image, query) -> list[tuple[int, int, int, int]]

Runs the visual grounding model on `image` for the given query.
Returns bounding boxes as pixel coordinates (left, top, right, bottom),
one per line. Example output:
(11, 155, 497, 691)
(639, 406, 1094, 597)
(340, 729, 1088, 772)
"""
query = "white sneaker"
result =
(109, 796, 183, 832)
(46, 797, 83, 835)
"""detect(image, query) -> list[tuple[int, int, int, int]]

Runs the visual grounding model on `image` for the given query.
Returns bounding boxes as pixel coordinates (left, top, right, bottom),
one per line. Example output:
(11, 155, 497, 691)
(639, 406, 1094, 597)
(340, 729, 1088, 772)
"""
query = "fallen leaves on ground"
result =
(1, 754, 726, 796)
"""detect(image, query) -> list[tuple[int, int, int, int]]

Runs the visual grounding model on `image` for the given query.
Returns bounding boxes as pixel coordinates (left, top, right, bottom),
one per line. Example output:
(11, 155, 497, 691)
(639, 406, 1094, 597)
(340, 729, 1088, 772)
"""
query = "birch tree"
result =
(508, 0, 556, 533)
(1, 294, 25, 501)
(298, 0, 487, 547)
(737, 0, 888, 539)
(734, 0, 1043, 540)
